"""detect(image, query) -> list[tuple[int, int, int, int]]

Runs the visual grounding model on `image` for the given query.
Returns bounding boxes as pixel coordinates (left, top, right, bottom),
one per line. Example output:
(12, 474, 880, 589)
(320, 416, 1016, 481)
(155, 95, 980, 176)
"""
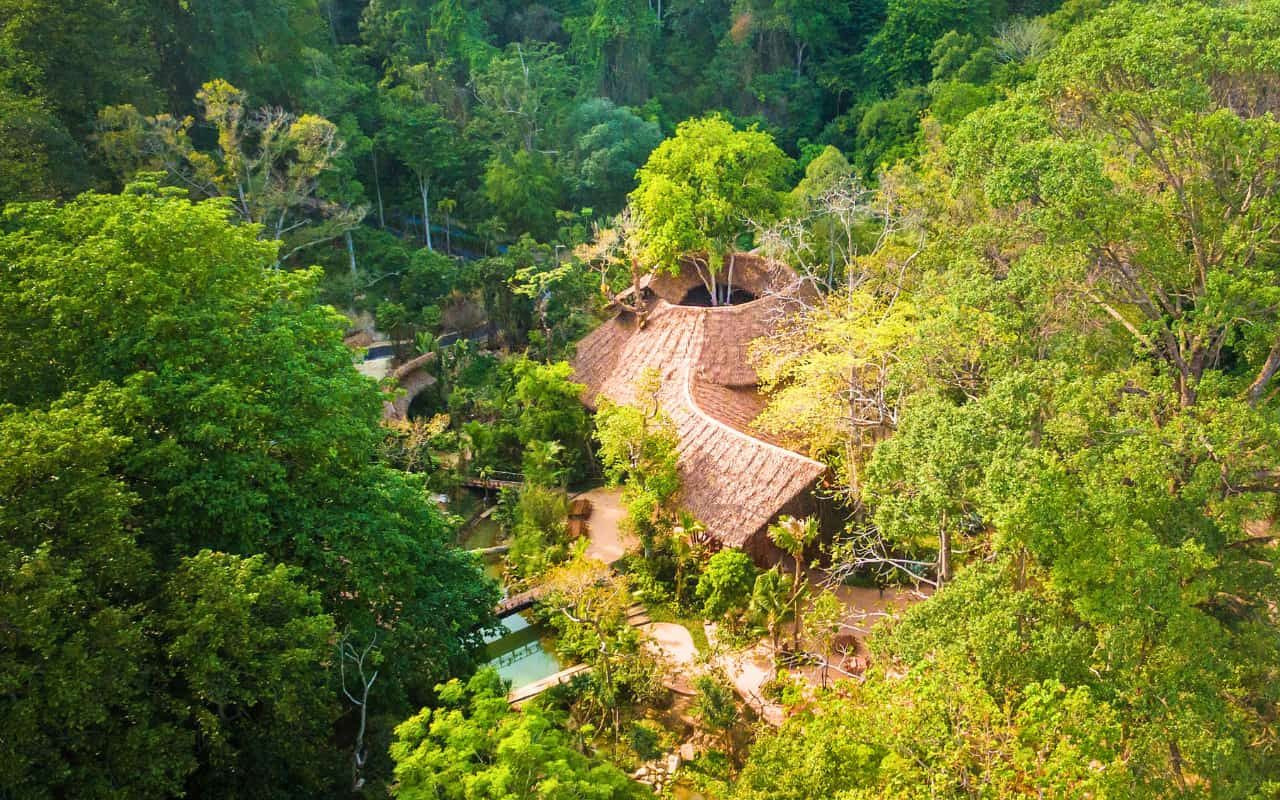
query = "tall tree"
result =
(566, 0, 659, 104)
(0, 181, 497, 792)
(562, 98, 662, 214)
(472, 41, 575, 155)
(149, 0, 326, 106)
(98, 80, 366, 264)
(953, 0, 1280, 411)
(390, 668, 648, 799)
(0, 405, 344, 798)
(378, 84, 463, 249)
(630, 115, 793, 304)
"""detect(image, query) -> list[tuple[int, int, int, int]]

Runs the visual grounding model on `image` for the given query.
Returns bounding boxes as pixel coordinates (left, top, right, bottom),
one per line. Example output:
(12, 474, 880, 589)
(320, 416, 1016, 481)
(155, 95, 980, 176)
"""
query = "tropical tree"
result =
(0, 86, 79, 200)
(562, 97, 662, 212)
(0, 182, 497, 793)
(750, 567, 794, 662)
(97, 81, 366, 264)
(767, 516, 817, 646)
(733, 659, 1129, 799)
(751, 169, 925, 504)
(802, 590, 844, 687)
(390, 669, 647, 800)
(482, 148, 563, 240)
(951, 0, 1280, 412)
(575, 208, 663, 327)
(692, 671, 741, 761)
(510, 357, 592, 480)
(630, 115, 794, 304)
(472, 41, 575, 154)
(0, 404, 343, 798)
(594, 368, 681, 557)
(543, 559, 662, 746)
(378, 85, 463, 249)
(696, 549, 758, 627)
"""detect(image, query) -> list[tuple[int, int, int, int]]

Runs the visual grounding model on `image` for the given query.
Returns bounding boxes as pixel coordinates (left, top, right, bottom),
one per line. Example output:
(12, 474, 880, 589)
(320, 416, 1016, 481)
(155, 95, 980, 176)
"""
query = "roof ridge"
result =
(682, 308, 826, 470)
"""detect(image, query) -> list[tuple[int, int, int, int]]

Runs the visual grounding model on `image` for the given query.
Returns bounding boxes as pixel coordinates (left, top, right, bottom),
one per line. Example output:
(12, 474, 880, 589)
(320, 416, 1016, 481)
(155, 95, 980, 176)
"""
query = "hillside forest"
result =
(2, 0, 1280, 797)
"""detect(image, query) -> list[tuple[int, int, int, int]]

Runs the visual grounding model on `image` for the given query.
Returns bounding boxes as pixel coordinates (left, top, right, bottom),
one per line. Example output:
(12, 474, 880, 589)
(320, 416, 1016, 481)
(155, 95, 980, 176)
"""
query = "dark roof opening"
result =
(679, 283, 758, 307)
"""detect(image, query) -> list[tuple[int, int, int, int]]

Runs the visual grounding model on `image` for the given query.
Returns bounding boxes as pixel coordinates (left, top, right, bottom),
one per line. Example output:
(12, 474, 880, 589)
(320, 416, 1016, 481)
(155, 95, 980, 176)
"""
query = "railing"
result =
(462, 470, 525, 490)
(489, 639, 545, 669)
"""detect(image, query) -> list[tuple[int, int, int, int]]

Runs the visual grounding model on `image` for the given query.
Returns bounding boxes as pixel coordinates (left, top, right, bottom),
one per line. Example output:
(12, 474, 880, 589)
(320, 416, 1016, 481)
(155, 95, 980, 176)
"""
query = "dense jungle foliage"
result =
(3, 0, 1280, 797)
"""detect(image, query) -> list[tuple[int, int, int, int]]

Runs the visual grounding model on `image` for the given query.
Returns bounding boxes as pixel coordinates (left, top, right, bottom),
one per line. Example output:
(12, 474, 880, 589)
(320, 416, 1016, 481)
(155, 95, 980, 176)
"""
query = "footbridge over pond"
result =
(494, 584, 550, 619)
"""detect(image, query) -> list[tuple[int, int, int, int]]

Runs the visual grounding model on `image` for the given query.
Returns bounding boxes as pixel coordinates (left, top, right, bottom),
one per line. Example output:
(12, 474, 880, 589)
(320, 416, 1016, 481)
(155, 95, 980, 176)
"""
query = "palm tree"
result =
(750, 567, 794, 672)
(671, 512, 706, 609)
(768, 516, 819, 648)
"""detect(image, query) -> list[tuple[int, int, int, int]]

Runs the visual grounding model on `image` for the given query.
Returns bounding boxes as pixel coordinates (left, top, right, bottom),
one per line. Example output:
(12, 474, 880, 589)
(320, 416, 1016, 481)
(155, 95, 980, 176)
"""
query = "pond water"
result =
(483, 609, 565, 688)
(462, 517, 566, 688)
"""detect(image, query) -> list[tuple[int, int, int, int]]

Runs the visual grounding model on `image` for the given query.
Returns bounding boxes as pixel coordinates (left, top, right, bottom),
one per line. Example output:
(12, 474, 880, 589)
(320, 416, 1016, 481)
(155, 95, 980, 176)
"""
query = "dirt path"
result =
(808, 573, 931, 650)
(576, 486, 632, 564)
(817, 581, 931, 639)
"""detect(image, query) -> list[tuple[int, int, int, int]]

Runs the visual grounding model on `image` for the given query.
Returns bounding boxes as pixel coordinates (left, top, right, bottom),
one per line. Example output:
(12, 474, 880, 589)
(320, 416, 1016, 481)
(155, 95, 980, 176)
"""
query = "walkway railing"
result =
(462, 471, 525, 491)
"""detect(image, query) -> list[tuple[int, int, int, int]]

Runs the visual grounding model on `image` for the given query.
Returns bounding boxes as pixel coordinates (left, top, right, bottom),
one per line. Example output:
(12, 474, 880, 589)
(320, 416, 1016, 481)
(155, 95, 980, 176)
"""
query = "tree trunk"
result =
(593, 620, 621, 746)
(1248, 338, 1280, 407)
(1169, 739, 1188, 792)
(696, 256, 719, 307)
(444, 208, 452, 254)
(419, 177, 433, 249)
(790, 556, 804, 648)
(937, 522, 952, 586)
(630, 259, 649, 327)
(351, 686, 369, 792)
(346, 230, 358, 313)
(372, 151, 384, 228)
(828, 216, 836, 286)
(725, 251, 736, 305)
(1178, 372, 1196, 409)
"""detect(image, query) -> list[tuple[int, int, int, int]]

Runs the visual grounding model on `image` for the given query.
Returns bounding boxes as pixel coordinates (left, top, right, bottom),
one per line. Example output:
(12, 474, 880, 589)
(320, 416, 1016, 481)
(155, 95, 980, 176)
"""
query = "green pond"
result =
(463, 517, 566, 688)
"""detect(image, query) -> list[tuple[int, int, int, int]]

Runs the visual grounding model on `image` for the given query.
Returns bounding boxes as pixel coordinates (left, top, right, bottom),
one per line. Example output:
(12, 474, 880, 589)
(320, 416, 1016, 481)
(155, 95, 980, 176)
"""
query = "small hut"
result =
(572, 253, 825, 565)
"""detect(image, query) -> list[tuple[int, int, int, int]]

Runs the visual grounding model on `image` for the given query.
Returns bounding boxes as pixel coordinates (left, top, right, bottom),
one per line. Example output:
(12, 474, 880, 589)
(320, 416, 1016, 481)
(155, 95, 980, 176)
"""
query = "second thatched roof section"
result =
(573, 256, 825, 555)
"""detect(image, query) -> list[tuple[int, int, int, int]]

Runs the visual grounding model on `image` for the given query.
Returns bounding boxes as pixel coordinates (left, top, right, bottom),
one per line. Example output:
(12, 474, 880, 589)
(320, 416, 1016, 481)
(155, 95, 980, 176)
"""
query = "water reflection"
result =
(463, 517, 565, 687)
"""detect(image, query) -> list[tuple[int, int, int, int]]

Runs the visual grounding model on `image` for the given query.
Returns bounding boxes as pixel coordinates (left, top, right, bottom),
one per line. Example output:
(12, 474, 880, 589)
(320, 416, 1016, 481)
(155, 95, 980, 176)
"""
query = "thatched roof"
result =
(383, 352, 437, 420)
(573, 254, 825, 551)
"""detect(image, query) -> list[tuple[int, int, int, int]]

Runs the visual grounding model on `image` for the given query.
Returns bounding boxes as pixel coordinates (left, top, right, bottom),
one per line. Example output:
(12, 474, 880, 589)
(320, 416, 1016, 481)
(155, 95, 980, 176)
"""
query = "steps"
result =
(626, 603, 651, 626)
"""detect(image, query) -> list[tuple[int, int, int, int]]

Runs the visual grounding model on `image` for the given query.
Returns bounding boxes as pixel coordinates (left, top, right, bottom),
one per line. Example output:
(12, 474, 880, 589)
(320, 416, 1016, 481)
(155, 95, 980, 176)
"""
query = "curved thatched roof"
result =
(382, 352, 437, 420)
(573, 254, 825, 554)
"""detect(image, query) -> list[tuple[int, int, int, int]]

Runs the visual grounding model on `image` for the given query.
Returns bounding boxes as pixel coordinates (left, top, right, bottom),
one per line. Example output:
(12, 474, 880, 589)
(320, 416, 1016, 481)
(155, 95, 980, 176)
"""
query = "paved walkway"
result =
(356, 354, 393, 380)
(705, 623, 786, 726)
(638, 622, 698, 695)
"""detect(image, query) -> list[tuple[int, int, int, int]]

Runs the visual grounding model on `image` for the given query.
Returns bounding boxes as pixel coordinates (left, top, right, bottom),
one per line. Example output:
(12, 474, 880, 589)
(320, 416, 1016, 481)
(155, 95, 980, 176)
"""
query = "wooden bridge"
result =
(508, 664, 591, 706)
(461, 470, 524, 491)
(494, 584, 550, 618)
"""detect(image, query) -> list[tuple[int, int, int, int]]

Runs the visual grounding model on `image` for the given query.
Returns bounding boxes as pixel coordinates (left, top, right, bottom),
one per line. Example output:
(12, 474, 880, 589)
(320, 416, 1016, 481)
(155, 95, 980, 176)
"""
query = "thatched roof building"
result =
(382, 352, 437, 420)
(572, 253, 826, 564)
